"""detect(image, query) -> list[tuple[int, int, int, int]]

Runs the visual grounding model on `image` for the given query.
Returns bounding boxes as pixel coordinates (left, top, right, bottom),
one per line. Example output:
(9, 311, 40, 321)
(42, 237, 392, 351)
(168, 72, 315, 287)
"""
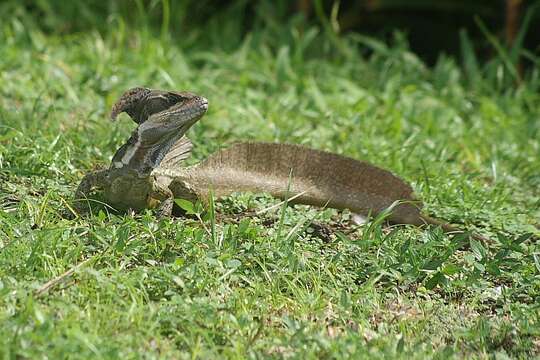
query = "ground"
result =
(1, 8, 539, 359)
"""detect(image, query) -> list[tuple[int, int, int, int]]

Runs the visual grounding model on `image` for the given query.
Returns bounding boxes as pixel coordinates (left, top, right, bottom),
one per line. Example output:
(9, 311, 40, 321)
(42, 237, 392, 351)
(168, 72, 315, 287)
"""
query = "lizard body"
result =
(75, 87, 487, 241)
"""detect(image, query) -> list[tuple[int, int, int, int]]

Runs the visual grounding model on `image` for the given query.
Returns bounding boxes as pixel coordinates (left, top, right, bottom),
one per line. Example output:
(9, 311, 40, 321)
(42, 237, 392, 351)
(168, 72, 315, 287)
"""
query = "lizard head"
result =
(110, 91, 208, 176)
(110, 87, 207, 125)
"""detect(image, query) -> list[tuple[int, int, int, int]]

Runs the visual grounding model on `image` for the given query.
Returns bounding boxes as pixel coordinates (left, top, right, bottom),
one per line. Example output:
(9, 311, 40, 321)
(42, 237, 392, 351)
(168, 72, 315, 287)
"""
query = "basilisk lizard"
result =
(74, 87, 487, 241)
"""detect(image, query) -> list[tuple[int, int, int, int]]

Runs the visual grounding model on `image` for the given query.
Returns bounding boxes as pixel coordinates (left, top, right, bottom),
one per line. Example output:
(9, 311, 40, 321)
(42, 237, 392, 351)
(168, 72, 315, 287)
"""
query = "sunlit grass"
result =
(1, 3, 539, 359)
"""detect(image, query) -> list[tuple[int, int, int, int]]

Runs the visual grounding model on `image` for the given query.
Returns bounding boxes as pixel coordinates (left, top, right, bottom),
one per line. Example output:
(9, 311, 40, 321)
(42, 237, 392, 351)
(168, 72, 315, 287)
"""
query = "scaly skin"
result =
(74, 87, 489, 244)
(74, 88, 208, 215)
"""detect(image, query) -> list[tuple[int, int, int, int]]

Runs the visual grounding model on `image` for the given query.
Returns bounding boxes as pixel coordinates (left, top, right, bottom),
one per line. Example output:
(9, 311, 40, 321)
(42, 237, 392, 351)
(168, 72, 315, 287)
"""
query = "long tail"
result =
(420, 215, 489, 243)
(179, 142, 425, 225)
(170, 143, 490, 241)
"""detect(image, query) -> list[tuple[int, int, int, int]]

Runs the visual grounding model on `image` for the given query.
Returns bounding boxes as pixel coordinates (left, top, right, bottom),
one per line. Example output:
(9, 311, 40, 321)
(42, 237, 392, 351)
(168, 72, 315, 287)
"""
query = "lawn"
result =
(1, 3, 539, 359)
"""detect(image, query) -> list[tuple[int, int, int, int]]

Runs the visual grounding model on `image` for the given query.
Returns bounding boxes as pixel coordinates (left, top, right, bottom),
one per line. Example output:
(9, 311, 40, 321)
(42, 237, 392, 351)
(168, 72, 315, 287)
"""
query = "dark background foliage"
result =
(3, 0, 540, 65)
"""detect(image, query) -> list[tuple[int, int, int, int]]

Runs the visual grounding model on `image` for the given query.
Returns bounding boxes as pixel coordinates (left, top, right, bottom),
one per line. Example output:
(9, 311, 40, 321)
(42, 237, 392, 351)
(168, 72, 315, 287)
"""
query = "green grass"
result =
(1, 4, 540, 359)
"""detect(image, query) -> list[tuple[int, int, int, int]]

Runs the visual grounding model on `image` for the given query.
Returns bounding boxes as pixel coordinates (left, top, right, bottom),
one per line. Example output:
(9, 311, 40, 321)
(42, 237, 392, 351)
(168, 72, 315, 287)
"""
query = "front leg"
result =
(73, 169, 109, 215)
(156, 196, 174, 218)
(150, 179, 174, 218)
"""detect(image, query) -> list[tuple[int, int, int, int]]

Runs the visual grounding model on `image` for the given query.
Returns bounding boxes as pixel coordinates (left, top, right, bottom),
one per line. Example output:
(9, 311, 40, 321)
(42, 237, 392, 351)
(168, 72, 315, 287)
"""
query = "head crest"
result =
(110, 87, 151, 121)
